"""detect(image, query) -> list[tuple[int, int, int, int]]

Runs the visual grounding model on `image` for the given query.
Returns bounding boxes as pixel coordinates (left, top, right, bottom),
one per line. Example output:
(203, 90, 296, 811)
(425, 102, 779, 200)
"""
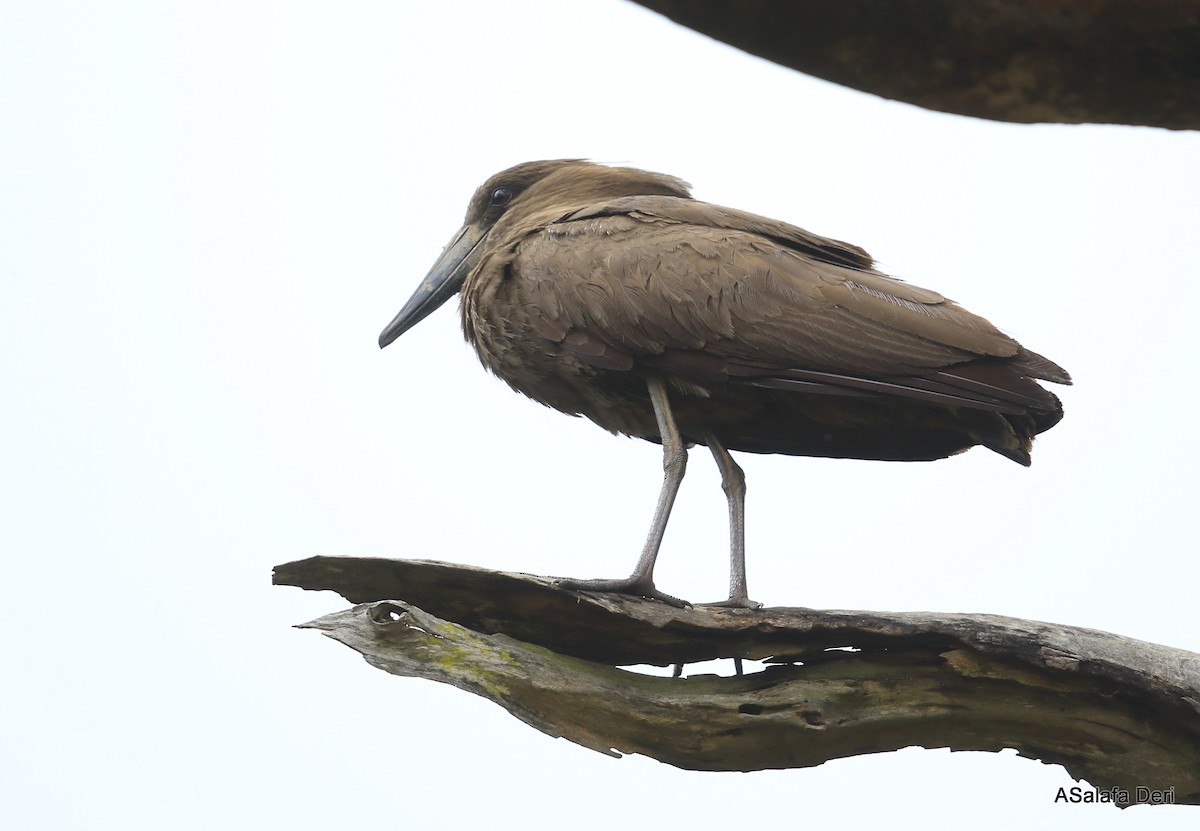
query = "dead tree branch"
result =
(275, 556, 1200, 806)
(631, 0, 1200, 130)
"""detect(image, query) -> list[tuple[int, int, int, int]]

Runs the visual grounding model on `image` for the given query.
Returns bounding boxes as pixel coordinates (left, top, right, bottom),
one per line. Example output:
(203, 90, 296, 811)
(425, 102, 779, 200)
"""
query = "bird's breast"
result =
(459, 262, 660, 438)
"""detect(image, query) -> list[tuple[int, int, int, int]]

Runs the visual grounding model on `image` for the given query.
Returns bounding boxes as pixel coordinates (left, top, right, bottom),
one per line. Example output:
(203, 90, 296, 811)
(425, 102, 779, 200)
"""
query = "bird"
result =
(379, 160, 1070, 608)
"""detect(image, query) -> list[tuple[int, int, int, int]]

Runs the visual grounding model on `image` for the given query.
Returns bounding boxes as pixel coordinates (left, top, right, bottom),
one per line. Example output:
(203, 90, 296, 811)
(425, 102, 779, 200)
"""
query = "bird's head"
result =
(378, 160, 691, 348)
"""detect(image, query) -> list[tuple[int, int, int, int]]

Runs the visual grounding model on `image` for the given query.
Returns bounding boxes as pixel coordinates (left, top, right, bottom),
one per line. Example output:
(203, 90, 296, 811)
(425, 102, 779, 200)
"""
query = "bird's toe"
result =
(700, 596, 764, 610)
(554, 576, 691, 608)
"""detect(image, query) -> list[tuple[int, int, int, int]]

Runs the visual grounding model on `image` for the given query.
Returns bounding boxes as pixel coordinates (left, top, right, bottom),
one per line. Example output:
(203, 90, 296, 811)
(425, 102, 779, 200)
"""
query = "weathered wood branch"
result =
(275, 556, 1200, 806)
(630, 0, 1200, 130)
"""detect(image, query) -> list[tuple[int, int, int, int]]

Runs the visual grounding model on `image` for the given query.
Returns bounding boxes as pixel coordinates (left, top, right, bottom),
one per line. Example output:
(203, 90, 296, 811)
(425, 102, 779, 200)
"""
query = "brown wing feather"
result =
(511, 198, 1067, 420)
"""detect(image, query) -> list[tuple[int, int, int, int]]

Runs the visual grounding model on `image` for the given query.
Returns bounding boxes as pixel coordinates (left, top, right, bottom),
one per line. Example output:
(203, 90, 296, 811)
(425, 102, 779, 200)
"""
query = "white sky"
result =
(4, 1, 1198, 827)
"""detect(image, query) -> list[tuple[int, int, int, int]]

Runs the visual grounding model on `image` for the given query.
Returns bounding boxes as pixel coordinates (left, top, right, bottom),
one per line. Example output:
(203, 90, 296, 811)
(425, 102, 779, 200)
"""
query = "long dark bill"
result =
(378, 223, 487, 348)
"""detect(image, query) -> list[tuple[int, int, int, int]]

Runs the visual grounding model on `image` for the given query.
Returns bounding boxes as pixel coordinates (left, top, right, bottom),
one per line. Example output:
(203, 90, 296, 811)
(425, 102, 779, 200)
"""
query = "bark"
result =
(629, 0, 1200, 130)
(275, 556, 1200, 806)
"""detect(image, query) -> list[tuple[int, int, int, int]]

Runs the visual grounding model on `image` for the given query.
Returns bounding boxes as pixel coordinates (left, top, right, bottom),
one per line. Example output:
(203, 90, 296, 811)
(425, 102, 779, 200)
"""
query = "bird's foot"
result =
(699, 596, 764, 610)
(554, 576, 690, 608)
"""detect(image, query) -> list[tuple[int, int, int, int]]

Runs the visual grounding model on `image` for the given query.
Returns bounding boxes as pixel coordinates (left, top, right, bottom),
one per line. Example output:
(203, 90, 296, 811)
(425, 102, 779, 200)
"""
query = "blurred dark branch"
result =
(629, 0, 1200, 130)
(275, 556, 1200, 805)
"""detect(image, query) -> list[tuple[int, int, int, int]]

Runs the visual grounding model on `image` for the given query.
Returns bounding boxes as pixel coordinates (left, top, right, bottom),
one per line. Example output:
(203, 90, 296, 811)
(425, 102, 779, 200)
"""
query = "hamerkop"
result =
(380, 160, 1069, 607)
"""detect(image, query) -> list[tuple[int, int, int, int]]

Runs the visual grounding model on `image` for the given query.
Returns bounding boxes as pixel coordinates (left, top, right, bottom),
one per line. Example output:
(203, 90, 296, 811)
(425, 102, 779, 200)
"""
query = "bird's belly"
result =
(467, 328, 662, 437)
(468, 330, 1002, 461)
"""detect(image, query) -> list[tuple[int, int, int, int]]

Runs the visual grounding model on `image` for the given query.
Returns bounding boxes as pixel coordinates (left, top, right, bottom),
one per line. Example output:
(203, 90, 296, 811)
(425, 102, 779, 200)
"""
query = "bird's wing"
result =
(512, 197, 1068, 413)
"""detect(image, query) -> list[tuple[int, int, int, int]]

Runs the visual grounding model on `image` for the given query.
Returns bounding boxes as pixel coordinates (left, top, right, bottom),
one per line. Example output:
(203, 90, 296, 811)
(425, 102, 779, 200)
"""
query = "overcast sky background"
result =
(4, 1, 1199, 827)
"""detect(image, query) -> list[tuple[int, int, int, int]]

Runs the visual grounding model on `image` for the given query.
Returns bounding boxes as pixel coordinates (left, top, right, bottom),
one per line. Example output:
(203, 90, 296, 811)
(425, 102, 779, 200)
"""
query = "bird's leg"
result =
(556, 377, 690, 606)
(625, 377, 688, 595)
(702, 433, 762, 609)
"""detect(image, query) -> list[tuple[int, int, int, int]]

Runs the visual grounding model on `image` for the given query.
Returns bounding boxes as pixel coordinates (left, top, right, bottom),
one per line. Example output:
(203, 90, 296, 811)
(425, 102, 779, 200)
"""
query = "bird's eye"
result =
(489, 187, 514, 207)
